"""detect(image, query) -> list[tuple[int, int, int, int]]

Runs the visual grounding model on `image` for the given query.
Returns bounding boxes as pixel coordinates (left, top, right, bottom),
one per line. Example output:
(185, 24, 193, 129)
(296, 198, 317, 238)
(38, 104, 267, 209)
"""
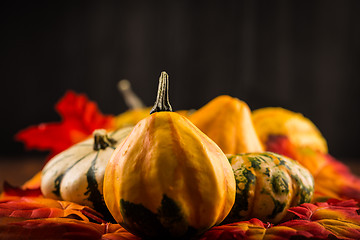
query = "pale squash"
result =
(104, 72, 236, 239)
(41, 127, 133, 219)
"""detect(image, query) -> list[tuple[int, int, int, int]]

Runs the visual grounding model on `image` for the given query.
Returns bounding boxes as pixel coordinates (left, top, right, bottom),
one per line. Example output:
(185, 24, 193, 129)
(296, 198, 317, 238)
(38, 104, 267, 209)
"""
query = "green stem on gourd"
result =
(93, 129, 117, 151)
(150, 71, 173, 114)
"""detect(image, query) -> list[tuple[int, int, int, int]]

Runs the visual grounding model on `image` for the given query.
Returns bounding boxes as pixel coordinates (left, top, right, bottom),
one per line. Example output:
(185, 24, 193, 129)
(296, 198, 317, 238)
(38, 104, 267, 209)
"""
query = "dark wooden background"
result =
(1, 0, 360, 160)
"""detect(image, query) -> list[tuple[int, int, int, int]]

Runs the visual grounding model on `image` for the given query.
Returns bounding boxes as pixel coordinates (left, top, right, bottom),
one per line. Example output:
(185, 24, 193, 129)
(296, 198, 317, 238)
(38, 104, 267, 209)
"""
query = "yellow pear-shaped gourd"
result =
(189, 95, 264, 154)
(104, 72, 236, 239)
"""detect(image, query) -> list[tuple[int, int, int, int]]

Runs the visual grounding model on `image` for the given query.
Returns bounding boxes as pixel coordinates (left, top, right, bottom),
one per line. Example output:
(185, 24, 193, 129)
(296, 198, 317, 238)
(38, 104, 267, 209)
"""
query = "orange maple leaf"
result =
(0, 197, 105, 223)
(1, 197, 360, 240)
(0, 218, 121, 240)
(0, 172, 42, 202)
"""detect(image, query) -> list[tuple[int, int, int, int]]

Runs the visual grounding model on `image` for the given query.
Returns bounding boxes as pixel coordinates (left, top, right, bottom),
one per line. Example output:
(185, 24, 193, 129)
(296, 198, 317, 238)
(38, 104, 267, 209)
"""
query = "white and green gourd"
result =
(41, 127, 133, 220)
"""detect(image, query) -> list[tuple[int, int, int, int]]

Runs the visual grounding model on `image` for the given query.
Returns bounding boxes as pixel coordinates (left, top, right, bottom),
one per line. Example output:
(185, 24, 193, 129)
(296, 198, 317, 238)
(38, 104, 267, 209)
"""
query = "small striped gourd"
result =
(41, 127, 133, 219)
(104, 72, 236, 239)
(225, 152, 314, 224)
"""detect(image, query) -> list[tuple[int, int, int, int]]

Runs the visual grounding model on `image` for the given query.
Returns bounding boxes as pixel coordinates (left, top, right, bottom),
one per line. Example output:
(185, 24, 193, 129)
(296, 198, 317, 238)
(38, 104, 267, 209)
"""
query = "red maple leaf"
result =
(15, 91, 115, 161)
(201, 199, 360, 240)
(0, 218, 118, 240)
(0, 197, 360, 240)
(1, 181, 42, 198)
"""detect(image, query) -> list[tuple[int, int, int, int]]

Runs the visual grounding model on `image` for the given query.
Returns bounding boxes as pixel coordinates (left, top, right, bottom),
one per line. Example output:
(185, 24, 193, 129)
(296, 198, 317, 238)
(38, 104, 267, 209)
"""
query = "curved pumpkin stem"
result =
(93, 129, 117, 151)
(150, 71, 173, 114)
(117, 79, 146, 110)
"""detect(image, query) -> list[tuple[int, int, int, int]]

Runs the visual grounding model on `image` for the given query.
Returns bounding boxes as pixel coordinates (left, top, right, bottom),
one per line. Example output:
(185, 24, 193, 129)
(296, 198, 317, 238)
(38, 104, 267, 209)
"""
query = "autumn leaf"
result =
(0, 217, 139, 240)
(0, 172, 42, 201)
(279, 199, 360, 239)
(0, 197, 105, 223)
(15, 91, 115, 160)
(102, 226, 141, 240)
(314, 154, 360, 202)
(1, 198, 360, 239)
(1, 181, 42, 199)
(0, 218, 115, 240)
(0, 196, 139, 239)
(264, 221, 330, 240)
(201, 199, 360, 240)
(199, 218, 267, 240)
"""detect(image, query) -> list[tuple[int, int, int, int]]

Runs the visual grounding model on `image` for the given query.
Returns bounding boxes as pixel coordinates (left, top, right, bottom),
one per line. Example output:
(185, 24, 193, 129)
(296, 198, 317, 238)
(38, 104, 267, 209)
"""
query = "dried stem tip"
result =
(150, 71, 173, 114)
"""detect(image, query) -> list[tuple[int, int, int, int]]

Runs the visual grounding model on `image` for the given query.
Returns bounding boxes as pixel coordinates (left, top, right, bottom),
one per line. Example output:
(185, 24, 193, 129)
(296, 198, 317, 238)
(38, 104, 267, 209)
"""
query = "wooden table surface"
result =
(1, 155, 360, 193)
(0, 156, 44, 192)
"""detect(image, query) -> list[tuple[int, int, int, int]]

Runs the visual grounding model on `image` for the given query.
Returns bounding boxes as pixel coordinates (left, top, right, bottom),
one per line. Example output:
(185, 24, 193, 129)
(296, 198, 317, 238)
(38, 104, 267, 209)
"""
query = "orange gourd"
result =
(189, 95, 264, 154)
(103, 72, 236, 239)
(252, 107, 328, 153)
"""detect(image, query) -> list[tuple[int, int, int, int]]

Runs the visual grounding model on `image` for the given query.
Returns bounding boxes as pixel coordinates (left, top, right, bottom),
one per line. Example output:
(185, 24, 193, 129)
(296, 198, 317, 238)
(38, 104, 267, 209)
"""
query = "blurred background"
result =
(1, 0, 360, 185)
